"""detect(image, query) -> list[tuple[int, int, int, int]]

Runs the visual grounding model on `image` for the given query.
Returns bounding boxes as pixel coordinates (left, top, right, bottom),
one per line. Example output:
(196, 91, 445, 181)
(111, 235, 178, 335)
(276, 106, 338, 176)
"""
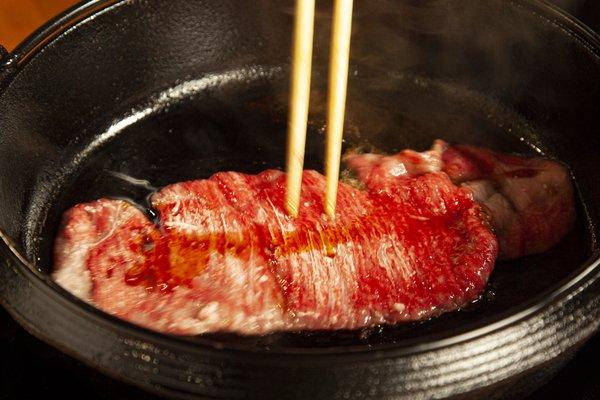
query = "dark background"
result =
(1, 1, 599, 399)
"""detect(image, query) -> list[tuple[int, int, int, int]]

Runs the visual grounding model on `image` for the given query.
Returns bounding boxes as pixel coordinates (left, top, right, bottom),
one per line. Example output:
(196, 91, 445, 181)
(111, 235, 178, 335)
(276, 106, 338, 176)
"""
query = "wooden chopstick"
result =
(285, 0, 316, 218)
(324, 0, 354, 219)
(285, 0, 353, 219)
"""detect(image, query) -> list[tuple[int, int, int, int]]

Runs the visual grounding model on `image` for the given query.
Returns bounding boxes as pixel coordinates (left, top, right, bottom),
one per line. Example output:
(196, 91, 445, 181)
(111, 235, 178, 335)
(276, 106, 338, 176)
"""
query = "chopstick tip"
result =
(285, 200, 299, 218)
(324, 199, 336, 220)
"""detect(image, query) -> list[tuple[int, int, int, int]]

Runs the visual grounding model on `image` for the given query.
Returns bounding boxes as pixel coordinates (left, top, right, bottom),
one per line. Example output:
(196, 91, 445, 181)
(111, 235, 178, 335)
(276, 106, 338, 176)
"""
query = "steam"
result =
(273, 0, 590, 154)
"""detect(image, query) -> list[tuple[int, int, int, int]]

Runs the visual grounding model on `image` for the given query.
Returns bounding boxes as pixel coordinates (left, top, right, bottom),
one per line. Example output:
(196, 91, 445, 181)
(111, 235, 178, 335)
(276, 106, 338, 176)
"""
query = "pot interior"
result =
(26, 69, 596, 350)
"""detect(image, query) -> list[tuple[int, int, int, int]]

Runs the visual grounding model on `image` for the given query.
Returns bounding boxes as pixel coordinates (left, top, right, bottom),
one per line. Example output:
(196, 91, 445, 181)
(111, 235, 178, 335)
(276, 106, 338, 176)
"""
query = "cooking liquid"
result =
(33, 74, 592, 347)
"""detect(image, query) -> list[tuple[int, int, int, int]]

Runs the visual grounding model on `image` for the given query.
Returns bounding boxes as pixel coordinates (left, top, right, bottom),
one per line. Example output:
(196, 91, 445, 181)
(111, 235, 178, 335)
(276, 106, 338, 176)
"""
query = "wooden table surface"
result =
(0, 0, 78, 51)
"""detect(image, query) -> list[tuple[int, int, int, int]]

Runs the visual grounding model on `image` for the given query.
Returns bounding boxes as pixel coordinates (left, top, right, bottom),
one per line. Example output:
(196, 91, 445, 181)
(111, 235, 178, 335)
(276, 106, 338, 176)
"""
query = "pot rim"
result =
(0, 0, 599, 360)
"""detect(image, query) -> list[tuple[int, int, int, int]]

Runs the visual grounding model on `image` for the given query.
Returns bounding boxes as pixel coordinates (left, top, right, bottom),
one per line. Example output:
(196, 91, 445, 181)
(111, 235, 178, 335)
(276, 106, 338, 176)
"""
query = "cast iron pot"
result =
(0, 0, 599, 399)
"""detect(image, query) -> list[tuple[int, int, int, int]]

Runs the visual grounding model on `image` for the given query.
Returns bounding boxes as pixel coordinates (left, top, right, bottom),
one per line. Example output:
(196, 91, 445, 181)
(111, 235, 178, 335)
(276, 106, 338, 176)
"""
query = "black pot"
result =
(0, 0, 599, 399)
